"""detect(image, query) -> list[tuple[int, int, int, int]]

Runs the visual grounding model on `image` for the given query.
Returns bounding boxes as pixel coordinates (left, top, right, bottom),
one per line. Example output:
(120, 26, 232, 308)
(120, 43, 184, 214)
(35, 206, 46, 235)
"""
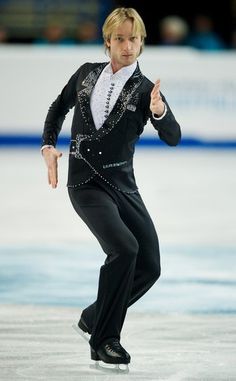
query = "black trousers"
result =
(68, 176, 161, 351)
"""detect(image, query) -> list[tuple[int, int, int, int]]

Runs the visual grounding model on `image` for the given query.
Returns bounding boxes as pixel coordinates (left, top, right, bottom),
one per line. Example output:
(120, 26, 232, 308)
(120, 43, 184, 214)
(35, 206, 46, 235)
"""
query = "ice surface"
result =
(0, 148, 235, 313)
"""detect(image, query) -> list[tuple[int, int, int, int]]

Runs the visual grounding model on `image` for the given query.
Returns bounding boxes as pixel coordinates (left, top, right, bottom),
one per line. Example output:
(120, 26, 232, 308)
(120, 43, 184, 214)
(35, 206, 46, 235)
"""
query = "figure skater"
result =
(42, 7, 181, 371)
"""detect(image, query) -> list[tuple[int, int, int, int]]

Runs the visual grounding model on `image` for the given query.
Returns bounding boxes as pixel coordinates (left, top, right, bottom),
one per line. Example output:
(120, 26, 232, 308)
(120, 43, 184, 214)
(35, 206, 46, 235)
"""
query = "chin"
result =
(123, 57, 134, 64)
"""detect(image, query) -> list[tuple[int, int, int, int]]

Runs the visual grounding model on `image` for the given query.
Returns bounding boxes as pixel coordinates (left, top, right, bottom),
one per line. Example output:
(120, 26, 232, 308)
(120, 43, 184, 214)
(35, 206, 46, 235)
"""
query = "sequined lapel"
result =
(77, 63, 107, 134)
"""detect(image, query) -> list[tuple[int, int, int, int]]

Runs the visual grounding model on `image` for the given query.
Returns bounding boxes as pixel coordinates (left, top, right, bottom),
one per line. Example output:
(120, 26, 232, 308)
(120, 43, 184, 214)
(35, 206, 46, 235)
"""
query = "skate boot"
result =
(90, 338, 130, 373)
(72, 316, 91, 342)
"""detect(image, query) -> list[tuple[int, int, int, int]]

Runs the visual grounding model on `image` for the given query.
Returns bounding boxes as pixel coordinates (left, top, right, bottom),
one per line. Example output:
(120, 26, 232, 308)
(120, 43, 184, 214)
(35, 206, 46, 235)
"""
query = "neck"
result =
(110, 60, 136, 74)
(110, 61, 122, 74)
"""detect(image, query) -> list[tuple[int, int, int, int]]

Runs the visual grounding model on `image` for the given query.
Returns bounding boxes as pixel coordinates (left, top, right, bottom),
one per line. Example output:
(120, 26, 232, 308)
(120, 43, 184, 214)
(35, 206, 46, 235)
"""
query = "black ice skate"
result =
(73, 320, 130, 373)
(90, 338, 130, 373)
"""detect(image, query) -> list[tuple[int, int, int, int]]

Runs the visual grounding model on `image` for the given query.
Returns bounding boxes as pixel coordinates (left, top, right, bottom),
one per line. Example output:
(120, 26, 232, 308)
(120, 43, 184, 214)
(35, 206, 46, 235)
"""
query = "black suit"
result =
(42, 61, 181, 351)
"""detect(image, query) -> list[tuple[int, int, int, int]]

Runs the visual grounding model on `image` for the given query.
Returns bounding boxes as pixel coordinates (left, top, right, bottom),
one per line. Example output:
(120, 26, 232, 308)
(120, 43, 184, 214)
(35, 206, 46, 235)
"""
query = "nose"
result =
(124, 39, 132, 51)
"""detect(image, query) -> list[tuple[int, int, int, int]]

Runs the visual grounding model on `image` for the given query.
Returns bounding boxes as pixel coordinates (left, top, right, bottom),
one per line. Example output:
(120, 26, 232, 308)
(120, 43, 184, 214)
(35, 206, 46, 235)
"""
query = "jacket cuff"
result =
(152, 103, 167, 120)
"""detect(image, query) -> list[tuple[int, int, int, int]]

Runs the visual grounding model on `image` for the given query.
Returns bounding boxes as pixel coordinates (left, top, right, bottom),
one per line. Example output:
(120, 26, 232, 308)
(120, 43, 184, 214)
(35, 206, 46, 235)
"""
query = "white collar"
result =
(103, 61, 137, 81)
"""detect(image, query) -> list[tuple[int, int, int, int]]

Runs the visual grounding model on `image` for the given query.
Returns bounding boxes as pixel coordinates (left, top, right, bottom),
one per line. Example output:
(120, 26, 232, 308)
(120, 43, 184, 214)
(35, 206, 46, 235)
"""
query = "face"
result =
(107, 19, 142, 73)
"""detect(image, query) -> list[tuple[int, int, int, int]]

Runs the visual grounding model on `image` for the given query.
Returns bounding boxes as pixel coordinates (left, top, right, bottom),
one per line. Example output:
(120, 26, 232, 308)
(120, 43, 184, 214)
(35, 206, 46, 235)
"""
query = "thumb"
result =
(56, 150, 63, 158)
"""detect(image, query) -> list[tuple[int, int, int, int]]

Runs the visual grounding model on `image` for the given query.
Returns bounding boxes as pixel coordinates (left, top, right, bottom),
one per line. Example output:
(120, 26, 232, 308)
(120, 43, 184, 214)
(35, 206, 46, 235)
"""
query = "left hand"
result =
(42, 147, 63, 189)
(150, 79, 165, 116)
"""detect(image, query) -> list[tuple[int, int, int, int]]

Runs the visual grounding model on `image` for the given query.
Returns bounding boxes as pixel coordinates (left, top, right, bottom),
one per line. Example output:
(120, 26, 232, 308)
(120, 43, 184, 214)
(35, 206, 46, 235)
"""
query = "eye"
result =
(115, 37, 123, 42)
(130, 37, 137, 42)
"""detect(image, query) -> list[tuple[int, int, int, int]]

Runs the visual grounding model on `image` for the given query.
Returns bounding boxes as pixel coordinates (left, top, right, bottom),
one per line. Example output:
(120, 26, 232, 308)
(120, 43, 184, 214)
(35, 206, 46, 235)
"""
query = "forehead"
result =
(112, 19, 139, 36)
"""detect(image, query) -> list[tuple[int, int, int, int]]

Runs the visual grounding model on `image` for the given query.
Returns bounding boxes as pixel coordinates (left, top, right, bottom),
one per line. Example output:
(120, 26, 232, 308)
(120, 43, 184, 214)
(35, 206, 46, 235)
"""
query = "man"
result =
(42, 7, 181, 370)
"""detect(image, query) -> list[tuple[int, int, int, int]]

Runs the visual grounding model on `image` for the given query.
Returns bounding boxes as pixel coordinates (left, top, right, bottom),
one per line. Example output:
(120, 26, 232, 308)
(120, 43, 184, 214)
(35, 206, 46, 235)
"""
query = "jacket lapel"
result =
(77, 62, 107, 134)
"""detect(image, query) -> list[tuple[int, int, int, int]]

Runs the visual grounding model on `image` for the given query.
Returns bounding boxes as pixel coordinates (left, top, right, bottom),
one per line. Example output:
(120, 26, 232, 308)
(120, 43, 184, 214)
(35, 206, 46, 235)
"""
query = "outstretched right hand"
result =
(42, 147, 62, 188)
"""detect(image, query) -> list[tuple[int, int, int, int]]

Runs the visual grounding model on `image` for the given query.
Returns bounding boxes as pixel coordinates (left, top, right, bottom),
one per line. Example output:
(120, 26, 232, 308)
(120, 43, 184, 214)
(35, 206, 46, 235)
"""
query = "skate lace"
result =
(105, 339, 122, 355)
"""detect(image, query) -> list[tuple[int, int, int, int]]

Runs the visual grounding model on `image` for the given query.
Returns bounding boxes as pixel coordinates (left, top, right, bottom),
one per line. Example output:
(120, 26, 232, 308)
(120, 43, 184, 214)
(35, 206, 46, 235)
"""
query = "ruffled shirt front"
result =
(90, 61, 137, 130)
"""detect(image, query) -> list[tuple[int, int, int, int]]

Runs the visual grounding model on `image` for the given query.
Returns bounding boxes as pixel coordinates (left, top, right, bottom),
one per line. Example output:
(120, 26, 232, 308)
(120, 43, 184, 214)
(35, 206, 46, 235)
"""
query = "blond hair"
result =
(102, 7, 147, 55)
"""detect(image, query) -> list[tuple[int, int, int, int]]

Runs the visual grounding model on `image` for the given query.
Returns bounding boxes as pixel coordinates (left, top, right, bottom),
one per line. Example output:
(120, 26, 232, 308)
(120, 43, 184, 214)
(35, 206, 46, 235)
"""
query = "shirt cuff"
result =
(41, 144, 54, 152)
(152, 103, 167, 120)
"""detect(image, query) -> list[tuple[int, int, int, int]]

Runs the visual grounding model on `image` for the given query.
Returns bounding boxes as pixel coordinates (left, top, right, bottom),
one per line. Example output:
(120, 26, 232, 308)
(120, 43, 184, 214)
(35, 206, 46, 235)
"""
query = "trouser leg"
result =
(119, 189, 161, 307)
(81, 188, 161, 332)
(68, 186, 139, 350)
(82, 185, 161, 328)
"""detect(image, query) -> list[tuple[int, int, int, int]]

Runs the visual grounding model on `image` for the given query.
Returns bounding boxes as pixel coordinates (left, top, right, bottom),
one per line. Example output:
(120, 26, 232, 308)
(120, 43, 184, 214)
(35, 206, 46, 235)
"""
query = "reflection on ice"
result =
(0, 244, 235, 314)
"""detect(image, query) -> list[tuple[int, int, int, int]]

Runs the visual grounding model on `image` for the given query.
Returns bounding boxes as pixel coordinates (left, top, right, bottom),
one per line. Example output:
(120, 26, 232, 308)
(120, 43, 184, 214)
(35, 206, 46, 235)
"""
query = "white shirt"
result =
(90, 61, 137, 130)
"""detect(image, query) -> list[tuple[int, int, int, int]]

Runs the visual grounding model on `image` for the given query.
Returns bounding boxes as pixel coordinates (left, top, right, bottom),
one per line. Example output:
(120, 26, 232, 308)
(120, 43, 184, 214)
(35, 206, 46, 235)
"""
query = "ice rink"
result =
(0, 147, 236, 380)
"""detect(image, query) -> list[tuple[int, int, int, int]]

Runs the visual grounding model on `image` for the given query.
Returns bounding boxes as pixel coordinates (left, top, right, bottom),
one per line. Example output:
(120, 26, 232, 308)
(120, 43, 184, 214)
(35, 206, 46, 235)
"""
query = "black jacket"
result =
(42, 62, 181, 193)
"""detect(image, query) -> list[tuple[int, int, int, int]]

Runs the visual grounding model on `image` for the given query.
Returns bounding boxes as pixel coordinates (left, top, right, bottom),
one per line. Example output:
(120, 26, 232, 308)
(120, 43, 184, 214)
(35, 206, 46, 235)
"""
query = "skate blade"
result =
(90, 360, 129, 374)
(72, 323, 90, 342)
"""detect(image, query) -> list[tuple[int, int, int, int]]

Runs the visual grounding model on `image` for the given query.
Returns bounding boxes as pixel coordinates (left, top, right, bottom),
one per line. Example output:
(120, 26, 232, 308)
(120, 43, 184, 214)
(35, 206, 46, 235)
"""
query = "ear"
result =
(106, 38, 111, 48)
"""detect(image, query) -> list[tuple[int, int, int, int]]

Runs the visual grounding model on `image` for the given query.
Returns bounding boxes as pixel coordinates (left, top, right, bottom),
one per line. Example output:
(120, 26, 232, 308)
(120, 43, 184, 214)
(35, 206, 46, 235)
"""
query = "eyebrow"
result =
(114, 34, 136, 37)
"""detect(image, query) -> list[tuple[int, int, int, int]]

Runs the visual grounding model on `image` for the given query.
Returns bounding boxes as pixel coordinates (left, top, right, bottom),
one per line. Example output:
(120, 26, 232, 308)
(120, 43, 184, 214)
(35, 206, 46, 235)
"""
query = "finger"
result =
(151, 89, 159, 100)
(49, 151, 61, 187)
(50, 172, 57, 188)
(49, 172, 57, 188)
(151, 84, 158, 95)
(152, 79, 160, 89)
(151, 92, 161, 103)
(48, 171, 51, 185)
(152, 86, 162, 97)
(48, 163, 58, 188)
(151, 83, 160, 97)
(154, 93, 162, 101)
(152, 79, 160, 90)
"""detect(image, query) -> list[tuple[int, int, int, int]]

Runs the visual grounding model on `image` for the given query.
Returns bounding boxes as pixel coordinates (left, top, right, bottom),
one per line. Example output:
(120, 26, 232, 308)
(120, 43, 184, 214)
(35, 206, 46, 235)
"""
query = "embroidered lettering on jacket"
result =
(103, 161, 127, 169)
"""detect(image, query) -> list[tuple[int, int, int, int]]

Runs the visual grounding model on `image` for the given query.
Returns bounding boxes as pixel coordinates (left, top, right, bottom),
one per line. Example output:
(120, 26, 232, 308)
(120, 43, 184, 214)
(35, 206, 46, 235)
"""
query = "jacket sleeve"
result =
(41, 66, 84, 147)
